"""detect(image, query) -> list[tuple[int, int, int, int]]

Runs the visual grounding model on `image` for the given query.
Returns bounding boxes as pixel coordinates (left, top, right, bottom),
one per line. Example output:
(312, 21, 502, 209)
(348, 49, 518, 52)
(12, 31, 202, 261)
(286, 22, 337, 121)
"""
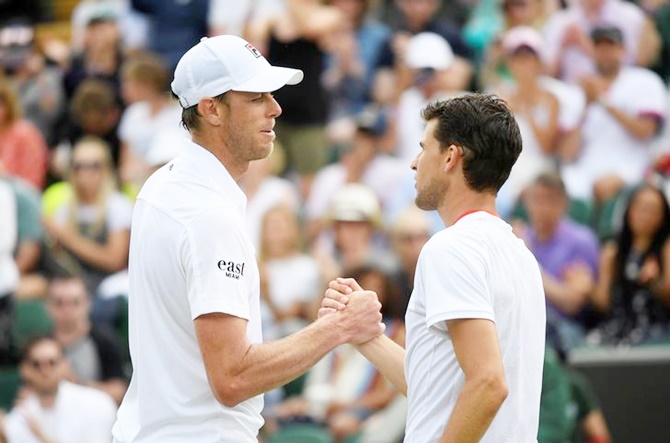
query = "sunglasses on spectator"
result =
(72, 161, 104, 172)
(28, 357, 61, 370)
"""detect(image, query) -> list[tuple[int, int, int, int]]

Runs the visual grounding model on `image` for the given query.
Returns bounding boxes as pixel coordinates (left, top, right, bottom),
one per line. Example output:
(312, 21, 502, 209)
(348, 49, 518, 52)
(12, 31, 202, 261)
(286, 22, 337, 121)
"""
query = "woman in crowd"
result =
(43, 136, 132, 325)
(589, 184, 670, 346)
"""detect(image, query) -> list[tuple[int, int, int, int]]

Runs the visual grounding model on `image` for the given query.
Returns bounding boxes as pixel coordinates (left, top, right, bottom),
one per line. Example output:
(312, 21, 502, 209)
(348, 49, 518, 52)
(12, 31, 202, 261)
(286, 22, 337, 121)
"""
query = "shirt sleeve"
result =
(106, 193, 134, 231)
(15, 181, 43, 243)
(184, 206, 254, 321)
(420, 233, 495, 332)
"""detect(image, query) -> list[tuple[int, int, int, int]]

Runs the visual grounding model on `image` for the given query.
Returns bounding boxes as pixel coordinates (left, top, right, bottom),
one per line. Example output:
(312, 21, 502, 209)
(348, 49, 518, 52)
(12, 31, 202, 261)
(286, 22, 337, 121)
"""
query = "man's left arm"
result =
(438, 318, 508, 443)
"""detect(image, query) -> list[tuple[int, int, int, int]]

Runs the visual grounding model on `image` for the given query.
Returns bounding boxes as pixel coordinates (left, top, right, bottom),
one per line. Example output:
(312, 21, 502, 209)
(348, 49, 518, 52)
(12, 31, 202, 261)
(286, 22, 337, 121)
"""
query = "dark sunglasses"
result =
(72, 161, 104, 172)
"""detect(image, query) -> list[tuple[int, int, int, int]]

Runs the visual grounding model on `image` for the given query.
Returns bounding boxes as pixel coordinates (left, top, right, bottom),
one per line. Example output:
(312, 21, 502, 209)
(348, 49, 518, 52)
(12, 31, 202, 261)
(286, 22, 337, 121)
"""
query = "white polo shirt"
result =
(404, 211, 546, 442)
(112, 139, 263, 443)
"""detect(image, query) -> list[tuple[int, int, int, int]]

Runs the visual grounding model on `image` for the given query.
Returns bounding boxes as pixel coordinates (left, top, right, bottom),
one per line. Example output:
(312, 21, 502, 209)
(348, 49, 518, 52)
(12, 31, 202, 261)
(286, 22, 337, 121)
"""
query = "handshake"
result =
(319, 278, 386, 345)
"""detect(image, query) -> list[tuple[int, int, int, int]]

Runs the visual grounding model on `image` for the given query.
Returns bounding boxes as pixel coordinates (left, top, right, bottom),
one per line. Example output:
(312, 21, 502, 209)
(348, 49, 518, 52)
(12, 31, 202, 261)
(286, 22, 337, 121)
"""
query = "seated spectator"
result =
(543, 0, 660, 83)
(0, 170, 45, 301)
(0, 19, 65, 147)
(313, 183, 395, 281)
(561, 26, 667, 205)
(63, 9, 123, 102)
(118, 51, 184, 191)
(494, 27, 560, 217)
(388, 205, 432, 312)
(395, 32, 467, 163)
(373, 0, 473, 100)
(239, 146, 300, 251)
(42, 137, 132, 326)
(63, 79, 123, 170)
(271, 265, 405, 443)
(589, 184, 670, 346)
(46, 275, 128, 404)
(258, 205, 322, 341)
(2, 336, 117, 443)
(516, 172, 600, 350)
(0, 80, 48, 190)
(306, 105, 407, 239)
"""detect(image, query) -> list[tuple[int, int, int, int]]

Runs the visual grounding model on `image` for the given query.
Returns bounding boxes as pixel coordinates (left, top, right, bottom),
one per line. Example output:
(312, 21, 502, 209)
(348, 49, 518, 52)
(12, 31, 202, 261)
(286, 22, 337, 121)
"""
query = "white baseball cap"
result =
(502, 26, 543, 56)
(171, 35, 304, 108)
(405, 32, 454, 70)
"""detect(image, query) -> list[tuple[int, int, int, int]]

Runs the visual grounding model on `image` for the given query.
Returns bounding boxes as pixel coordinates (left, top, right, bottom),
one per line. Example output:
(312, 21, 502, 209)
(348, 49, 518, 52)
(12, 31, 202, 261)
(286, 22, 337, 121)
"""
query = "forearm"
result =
(542, 272, 587, 316)
(355, 334, 407, 395)
(212, 314, 349, 406)
(602, 104, 657, 139)
(61, 234, 127, 272)
(438, 378, 507, 443)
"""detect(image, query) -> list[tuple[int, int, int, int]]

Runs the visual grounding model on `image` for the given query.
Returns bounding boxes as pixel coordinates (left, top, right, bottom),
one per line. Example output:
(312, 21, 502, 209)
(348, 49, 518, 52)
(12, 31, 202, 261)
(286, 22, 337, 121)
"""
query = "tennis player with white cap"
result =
(112, 35, 385, 443)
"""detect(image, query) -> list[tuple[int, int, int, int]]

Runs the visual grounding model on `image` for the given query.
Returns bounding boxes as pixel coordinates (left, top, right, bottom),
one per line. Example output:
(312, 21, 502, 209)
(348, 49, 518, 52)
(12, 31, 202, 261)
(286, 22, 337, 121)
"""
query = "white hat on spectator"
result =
(405, 32, 454, 70)
(171, 35, 303, 108)
(502, 26, 543, 56)
(329, 184, 382, 227)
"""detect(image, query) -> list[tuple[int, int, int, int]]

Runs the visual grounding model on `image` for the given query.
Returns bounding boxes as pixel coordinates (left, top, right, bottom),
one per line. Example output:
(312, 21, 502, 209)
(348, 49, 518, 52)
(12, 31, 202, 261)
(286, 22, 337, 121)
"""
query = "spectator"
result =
(373, 0, 473, 100)
(388, 205, 432, 313)
(322, 0, 391, 129)
(63, 9, 124, 102)
(494, 26, 560, 216)
(561, 26, 667, 205)
(517, 172, 600, 350)
(543, 0, 660, 83)
(258, 205, 322, 341)
(0, 19, 65, 147)
(42, 137, 132, 326)
(130, 0, 209, 73)
(0, 80, 48, 189)
(248, 0, 345, 199)
(306, 105, 407, 238)
(117, 51, 184, 191)
(46, 275, 128, 404)
(64, 79, 122, 169)
(395, 32, 465, 163)
(313, 183, 395, 282)
(589, 184, 670, 346)
(2, 336, 117, 443)
(239, 147, 301, 251)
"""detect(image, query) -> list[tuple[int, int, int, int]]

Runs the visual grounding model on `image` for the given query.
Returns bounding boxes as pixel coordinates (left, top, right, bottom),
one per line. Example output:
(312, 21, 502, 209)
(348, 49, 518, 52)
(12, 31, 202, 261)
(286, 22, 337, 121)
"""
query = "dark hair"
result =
(19, 334, 61, 363)
(173, 91, 228, 132)
(347, 265, 405, 320)
(70, 79, 117, 122)
(422, 93, 522, 193)
(615, 185, 670, 282)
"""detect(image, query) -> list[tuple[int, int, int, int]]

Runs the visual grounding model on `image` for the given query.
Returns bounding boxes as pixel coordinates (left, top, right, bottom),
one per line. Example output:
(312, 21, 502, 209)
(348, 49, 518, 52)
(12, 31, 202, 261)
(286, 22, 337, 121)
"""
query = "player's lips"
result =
(261, 129, 275, 138)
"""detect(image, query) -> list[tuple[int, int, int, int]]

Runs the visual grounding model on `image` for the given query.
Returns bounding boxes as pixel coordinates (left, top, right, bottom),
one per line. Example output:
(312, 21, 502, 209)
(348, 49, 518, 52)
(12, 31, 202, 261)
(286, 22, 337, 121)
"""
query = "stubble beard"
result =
(414, 179, 442, 211)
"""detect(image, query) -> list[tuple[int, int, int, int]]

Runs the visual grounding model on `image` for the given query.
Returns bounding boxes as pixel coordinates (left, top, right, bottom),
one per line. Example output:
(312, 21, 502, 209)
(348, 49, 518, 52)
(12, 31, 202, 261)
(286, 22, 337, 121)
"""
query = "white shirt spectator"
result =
(118, 101, 185, 160)
(543, 0, 646, 83)
(0, 180, 18, 296)
(306, 155, 409, 224)
(208, 0, 284, 37)
(54, 191, 133, 232)
(4, 381, 117, 443)
(246, 176, 300, 251)
(562, 66, 667, 199)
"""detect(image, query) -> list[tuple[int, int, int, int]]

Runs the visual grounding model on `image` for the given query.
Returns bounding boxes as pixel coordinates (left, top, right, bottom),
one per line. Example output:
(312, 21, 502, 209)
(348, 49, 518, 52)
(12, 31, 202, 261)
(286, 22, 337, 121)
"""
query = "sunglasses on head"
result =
(72, 160, 104, 172)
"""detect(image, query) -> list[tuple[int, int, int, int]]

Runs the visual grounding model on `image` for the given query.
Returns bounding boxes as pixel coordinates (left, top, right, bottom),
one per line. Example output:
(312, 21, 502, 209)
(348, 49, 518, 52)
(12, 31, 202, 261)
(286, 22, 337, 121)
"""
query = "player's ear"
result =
(443, 144, 459, 172)
(198, 97, 223, 127)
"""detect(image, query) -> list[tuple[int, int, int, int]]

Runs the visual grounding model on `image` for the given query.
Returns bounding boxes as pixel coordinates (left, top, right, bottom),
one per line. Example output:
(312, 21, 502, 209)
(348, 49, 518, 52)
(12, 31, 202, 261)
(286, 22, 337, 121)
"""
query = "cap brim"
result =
(233, 66, 303, 93)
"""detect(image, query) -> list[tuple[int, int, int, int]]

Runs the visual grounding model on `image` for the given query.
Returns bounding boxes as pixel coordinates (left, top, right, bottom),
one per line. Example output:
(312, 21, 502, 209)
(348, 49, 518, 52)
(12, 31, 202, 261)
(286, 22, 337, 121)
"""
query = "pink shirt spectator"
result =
(0, 120, 48, 189)
(543, 0, 645, 83)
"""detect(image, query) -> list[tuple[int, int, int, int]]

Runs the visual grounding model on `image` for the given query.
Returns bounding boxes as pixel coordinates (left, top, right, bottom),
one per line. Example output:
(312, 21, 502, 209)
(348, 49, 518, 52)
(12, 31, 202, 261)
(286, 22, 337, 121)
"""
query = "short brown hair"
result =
(121, 52, 170, 93)
(70, 79, 117, 123)
(174, 91, 228, 133)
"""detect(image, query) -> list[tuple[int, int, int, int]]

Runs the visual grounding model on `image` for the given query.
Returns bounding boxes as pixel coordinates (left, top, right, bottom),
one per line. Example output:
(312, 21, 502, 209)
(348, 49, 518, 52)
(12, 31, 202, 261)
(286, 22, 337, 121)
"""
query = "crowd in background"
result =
(0, 0, 669, 441)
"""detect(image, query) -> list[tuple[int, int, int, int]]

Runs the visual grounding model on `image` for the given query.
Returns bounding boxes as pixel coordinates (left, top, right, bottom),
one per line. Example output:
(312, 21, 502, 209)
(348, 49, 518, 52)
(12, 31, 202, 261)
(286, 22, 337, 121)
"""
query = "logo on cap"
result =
(245, 43, 262, 58)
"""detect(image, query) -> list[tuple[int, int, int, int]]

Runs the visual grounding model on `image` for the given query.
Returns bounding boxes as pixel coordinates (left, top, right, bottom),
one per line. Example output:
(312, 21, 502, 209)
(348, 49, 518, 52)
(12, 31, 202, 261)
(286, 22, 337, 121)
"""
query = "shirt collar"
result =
(179, 139, 247, 213)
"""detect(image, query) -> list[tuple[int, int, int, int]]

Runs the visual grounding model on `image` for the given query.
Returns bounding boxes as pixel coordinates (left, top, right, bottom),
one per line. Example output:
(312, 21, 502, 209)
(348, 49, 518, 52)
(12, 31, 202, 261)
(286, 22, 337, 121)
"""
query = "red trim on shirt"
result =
(453, 209, 500, 225)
